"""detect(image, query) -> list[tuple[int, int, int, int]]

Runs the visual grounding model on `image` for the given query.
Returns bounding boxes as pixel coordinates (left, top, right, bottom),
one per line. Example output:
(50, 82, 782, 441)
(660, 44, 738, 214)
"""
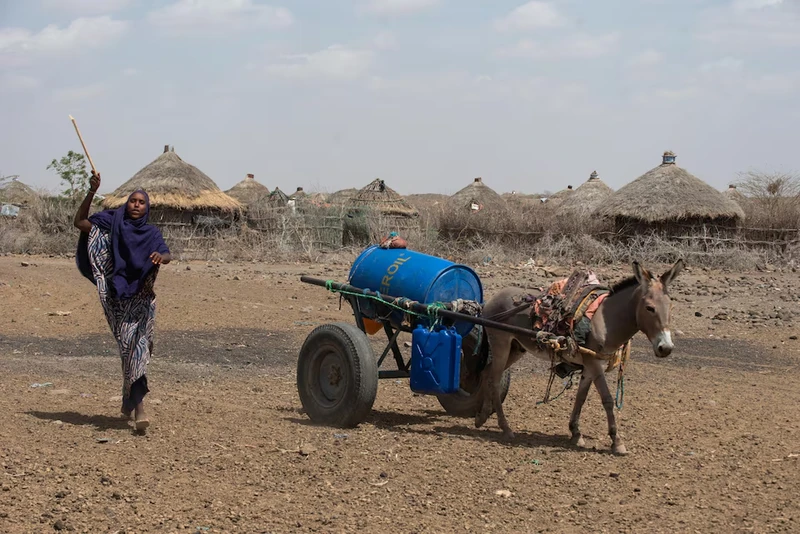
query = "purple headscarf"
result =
(76, 190, 170, 299)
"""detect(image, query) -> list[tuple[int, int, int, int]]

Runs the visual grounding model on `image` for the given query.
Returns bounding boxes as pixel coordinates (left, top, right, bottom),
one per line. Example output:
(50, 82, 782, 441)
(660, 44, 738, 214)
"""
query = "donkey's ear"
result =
(660, 258, 685, 287)
(632, 260, 652, 285)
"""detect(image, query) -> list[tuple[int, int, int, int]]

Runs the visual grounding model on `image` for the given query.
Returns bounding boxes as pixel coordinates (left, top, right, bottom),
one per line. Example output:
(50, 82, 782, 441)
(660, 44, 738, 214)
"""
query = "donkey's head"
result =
(631, 259, 685, 358)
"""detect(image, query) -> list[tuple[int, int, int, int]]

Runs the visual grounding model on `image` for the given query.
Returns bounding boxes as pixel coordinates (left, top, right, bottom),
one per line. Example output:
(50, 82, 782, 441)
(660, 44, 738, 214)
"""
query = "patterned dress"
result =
(87, 225, 158, 410)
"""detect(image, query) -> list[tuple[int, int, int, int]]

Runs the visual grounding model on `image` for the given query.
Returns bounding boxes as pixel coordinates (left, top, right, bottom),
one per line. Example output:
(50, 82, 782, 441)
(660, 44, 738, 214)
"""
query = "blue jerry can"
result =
(410, 324, 462, 395)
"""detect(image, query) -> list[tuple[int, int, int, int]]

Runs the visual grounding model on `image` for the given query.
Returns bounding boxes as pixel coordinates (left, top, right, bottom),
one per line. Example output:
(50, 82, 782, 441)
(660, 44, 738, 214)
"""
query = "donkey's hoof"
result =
(570, 435, 586, 448)
(612, 443, 628, 456)
(501, 430, 515, 441)
(474, 413, 488, 429)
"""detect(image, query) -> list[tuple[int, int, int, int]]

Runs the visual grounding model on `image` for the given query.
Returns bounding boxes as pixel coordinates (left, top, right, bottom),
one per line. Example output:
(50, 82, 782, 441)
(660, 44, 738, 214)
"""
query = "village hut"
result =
(723, 184, 747, 210)
(289, 187, 306, 200)
(327, 188, 359, 206)
(558, 171, 614, 218)
(596, 151, 745, 237)
(102, 145, 242, 226)
(544, 184, 574, 206)
(225, 173, 270, 208)
(267, 186, 289, 206)
(0, 177, 38, 207)
(449, 177, 506, 213)
(344, 178, 419, 245)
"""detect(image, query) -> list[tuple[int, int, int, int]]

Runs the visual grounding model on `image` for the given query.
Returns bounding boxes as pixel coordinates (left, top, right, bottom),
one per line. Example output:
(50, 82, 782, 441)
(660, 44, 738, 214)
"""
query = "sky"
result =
(0, 0, 798, 197)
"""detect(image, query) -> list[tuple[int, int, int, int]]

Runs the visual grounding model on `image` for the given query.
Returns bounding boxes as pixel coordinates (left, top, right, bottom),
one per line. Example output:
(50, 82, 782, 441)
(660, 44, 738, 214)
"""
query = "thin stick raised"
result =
(68, 115, 97, 175)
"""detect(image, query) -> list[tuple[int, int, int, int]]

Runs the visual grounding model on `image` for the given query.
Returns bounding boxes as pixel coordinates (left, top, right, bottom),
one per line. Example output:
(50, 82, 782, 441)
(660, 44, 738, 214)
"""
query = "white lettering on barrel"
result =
(380, 256, 410, 294)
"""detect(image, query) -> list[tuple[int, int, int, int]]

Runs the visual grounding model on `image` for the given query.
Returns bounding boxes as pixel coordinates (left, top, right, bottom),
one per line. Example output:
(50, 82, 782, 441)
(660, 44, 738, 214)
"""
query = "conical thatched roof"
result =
(723, 184, 747, 208)
(545, 184, 574, 205)
(450, 177, 506, 212)
(327, 188, 359, 205)
(268, 186, 289, 205)
(349, 178, 418, 217)
(558, 171, 614, 217)
(596, 151, 745, 223)
(289, 187, 306, 200)
(0, 178, 37, 206)
(102, 146, 242, 211)
(225, 173, 270, 206)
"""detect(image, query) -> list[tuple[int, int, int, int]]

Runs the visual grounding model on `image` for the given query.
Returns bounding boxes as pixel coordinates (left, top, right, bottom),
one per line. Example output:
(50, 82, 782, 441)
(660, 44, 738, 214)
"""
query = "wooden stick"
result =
(68, 115, 98, 175)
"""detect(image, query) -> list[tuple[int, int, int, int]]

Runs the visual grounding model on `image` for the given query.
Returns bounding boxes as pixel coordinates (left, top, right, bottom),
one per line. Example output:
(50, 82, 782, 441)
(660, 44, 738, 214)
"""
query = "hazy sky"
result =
(1, 0, 798, 197)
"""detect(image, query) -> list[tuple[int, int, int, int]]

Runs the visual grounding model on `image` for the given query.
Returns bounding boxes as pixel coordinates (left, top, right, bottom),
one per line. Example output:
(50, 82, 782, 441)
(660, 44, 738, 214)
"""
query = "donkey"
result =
(474, 259, 684, 455)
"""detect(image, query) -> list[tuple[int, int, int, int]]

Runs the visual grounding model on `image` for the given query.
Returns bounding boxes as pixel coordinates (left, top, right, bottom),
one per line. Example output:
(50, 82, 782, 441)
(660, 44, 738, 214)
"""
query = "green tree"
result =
(47, 150, 90, 200)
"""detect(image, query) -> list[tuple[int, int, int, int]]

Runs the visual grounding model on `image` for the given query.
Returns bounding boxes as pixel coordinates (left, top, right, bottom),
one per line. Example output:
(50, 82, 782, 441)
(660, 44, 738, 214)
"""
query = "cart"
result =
(295, 245, 522, 428)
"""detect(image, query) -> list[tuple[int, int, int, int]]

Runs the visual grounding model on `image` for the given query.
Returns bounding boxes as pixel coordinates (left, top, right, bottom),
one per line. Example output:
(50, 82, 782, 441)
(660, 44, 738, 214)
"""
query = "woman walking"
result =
(74, 171, 171, 430)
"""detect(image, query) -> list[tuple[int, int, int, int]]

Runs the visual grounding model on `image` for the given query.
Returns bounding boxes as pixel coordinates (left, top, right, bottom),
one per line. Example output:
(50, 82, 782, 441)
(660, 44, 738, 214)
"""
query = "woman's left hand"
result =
(150, 252, 164, 265)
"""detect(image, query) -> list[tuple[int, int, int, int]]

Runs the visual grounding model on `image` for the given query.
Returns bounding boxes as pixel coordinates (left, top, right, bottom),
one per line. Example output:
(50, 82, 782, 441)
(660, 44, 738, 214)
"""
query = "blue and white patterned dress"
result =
(87, 225, 158, 409)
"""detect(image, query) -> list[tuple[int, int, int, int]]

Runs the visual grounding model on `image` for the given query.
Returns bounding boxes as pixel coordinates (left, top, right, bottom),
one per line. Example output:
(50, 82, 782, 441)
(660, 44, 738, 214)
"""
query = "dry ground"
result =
(1, 254, 799, 533)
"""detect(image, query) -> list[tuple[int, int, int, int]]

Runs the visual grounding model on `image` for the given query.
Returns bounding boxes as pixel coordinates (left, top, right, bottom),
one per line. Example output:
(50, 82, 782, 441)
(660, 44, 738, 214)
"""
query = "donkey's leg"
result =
(568, 372, 594, 447)
(592, 372, 627, 455)
(475, 332, 512, 432)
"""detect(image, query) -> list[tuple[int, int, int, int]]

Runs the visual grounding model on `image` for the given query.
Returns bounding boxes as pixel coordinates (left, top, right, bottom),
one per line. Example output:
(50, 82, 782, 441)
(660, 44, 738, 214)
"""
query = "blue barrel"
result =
(347, 245, 483, 336)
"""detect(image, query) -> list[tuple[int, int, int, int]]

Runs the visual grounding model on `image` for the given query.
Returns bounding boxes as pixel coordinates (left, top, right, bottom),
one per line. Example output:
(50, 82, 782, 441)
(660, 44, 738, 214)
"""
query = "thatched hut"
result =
(289, 187, 306, 200)
(545, 184, 574, 206)
(268, 187, 289, 206)
(225, 173, 270, 208)
(596, 151, 745, 237)
(723, 184, 747, 209)
(449, 177, 506, 212)
(344, 178, 419, 245)
(558, 171, 613, 218)
(0, 177, 38, 207)
(102, 145, 242, 225)
(327, 188, 359, 206)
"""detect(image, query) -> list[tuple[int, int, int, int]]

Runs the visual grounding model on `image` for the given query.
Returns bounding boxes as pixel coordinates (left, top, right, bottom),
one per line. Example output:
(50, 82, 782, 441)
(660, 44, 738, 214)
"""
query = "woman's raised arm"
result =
(74, 171, 101, 233)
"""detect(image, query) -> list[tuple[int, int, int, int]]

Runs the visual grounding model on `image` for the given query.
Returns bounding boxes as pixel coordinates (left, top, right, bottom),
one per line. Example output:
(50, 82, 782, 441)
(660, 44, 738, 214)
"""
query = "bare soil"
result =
(1, 254, 799, 533)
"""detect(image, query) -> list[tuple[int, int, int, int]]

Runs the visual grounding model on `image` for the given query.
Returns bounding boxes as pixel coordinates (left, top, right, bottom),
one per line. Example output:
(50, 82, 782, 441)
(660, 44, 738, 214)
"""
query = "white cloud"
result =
(373, 31, 398, 50)
(52, 82, 108, 102)
(626, 48, 662, 68)
(0, 73, 40, 92)
(0, 17, 128, 65)
(744, 73, 798, 96)
(494, 2, 565, 32)
(498, 33, 620, 59)
(363, 0, 441, 15)
(264, 45, 375, 80)
(732, 0, 783, 13)
(699, 57, 744, 72)
(697, 3, 800, 47)
(40, 0, 133, 14)
(149, 0, 293, 33)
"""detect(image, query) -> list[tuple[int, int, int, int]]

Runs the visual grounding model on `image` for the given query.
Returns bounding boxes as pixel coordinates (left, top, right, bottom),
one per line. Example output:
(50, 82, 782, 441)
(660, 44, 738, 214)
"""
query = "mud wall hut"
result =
(595, 151, 745, 238)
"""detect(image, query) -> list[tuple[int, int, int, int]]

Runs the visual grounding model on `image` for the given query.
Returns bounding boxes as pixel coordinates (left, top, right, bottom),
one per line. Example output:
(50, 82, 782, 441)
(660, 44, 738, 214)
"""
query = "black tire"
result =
(436, 327, 511, 418)
(297, 322, 378, 427)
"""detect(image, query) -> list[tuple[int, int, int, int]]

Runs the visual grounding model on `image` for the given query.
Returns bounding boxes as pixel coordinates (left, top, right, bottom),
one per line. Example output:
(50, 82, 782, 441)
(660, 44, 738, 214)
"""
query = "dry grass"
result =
(1, 188, 796, 270)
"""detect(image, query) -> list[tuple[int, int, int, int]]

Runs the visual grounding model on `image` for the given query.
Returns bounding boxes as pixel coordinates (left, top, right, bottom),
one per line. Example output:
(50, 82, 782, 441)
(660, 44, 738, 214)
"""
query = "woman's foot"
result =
(134, 402, 150, 431)
(121, 407, 133, 419)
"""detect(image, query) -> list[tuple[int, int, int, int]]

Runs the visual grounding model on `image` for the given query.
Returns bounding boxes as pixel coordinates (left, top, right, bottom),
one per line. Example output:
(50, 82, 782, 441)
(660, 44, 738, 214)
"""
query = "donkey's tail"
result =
(474, 325, 491, 373)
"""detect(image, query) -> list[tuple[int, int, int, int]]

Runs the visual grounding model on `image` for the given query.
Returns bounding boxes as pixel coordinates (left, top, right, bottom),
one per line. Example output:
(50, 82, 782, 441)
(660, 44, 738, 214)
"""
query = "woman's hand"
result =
(89, 171, 101, 193)
(149, 252, 171, 265)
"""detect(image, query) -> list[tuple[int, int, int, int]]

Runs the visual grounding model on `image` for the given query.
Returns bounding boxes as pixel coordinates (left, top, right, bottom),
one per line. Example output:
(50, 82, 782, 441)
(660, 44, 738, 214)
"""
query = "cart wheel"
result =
(436, 327, 511, 418)
(297, 322, 378, 427)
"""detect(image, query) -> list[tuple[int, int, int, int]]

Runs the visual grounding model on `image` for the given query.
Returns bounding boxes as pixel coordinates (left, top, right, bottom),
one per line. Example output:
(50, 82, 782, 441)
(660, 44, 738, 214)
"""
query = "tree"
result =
(735, 170, 800, 229)
(47, 150, 90, 200)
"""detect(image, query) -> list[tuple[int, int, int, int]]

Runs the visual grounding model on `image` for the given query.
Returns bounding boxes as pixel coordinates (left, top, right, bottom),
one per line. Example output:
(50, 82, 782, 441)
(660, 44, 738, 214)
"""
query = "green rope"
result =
(536, 372, 577, 406)
(615, 373, 624, 410)
(323, 280, 436, 319)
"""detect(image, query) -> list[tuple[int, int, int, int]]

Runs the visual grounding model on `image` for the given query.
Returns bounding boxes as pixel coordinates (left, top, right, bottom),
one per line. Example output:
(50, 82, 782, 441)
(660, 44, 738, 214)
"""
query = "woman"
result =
(74, 171, 171, 431)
